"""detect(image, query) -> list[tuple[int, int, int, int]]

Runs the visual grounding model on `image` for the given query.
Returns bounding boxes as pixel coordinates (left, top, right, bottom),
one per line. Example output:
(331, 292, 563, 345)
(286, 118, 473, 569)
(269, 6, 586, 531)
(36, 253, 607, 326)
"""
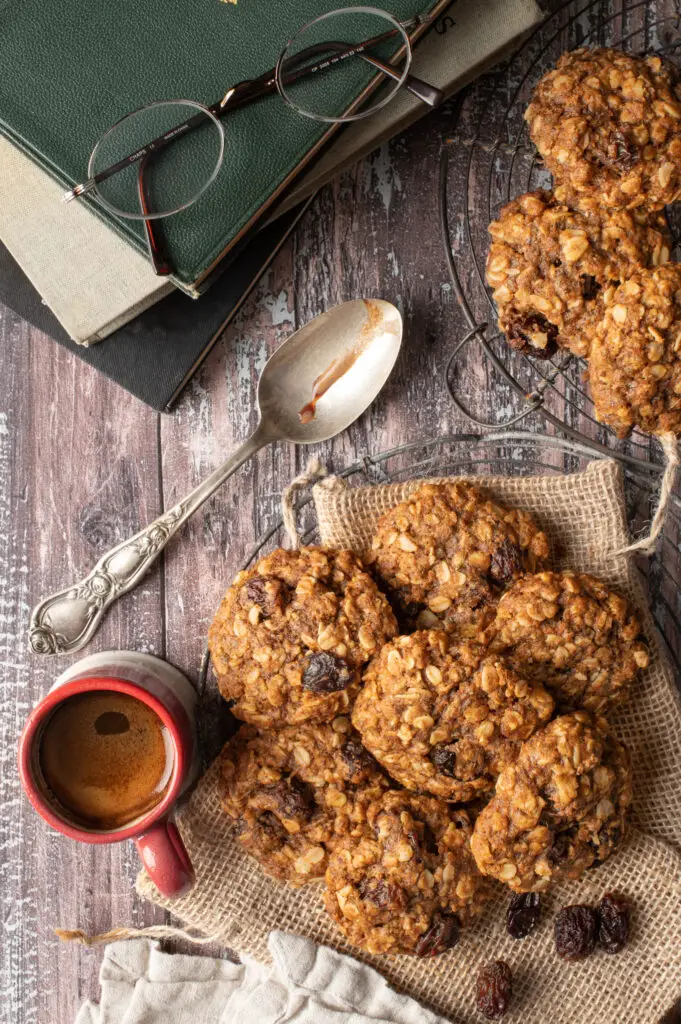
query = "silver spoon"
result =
(29, 298, 403, 655)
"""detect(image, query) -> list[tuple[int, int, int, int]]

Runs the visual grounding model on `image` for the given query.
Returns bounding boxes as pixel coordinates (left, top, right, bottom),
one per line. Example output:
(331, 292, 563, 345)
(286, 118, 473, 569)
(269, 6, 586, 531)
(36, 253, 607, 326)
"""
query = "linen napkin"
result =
(75, 932, 451, 1024)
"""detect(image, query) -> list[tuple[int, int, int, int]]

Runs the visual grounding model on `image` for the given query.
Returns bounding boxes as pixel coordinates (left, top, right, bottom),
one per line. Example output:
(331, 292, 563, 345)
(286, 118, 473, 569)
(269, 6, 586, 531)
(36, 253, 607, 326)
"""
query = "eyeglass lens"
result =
(276, 7, 411, 124)
(87, 100, 225, 220)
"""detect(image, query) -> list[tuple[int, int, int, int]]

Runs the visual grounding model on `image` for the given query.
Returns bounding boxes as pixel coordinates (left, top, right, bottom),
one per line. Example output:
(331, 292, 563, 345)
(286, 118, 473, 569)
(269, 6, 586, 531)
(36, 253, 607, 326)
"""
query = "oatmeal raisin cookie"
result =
(525, 48, 681, 211)
(588, 264, 681, 437)
(219, 717, 388, 885)
(324, 791, 489, 954)
(487, 189, 670, 358)
(353, 631, 554, 802)
(471, 712, 632, 892)
(208, 547, 397, 728)
(492, 571, 648, 712)
(367, 481, 550, 635)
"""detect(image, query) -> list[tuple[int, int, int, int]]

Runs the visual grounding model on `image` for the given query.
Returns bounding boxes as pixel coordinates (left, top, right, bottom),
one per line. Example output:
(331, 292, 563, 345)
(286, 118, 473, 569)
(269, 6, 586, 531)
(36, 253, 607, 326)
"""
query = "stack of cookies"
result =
(487, 47, 681, 439)
(208, 480, 650, 957)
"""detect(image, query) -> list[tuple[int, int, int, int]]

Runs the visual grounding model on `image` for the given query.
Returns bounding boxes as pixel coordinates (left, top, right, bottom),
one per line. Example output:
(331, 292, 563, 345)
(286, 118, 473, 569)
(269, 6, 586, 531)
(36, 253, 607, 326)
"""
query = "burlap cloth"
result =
(138, 460, 681, 1023)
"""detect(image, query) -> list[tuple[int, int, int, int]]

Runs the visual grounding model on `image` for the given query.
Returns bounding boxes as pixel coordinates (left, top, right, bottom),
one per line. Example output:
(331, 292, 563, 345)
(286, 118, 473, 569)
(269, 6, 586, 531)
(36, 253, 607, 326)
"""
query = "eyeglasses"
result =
(63, 6, 443, 276)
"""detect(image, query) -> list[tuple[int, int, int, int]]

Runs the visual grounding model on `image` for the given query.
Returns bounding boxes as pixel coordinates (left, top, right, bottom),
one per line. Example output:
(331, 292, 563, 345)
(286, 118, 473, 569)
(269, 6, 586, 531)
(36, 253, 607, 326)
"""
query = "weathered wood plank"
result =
(0, 312, 168, 1023)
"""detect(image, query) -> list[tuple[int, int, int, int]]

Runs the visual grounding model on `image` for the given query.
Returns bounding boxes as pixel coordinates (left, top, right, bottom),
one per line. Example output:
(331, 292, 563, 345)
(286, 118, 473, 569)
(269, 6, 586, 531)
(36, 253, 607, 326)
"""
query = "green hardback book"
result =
(0, 0, 448, 296)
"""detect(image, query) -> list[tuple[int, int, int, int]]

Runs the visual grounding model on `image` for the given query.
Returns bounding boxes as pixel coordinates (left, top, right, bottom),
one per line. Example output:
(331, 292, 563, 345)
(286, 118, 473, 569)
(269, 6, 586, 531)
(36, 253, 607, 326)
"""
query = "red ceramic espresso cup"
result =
(19, 650, 199, 898)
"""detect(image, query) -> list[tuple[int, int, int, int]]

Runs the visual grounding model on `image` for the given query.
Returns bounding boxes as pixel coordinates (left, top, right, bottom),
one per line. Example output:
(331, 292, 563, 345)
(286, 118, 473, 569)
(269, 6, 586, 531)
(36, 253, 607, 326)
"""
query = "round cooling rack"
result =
(198, 433, 681, 729)
(439, 0, 681, 474)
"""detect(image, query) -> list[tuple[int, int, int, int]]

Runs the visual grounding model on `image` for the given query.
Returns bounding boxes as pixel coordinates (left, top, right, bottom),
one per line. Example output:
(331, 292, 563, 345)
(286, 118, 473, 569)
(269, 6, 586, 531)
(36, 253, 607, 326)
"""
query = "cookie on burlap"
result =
(208, 547, 397, 728)
(219, 717, 389, 886)
(491, 571, 649, 712)
(525, 48, 681, 211)
(366, 481, 550, 635)
(486, 189, 671, 359)
(324, 791, 488, 955)
(471, 712, 632, 892)
(587, 264, 681, 438)
(353, 631, 555, 802)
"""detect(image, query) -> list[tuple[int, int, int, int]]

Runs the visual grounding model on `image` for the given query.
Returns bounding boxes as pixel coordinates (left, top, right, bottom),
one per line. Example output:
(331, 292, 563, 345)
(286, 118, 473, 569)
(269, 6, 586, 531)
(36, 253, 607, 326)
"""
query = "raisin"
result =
(302, 652, 354, 693)
(489, 538, 524, 582)
(357, 878, 403, 909)
(597, 893, 630, 954)
(580, 274, 601, 300)
(414, 911, 460, 957)
(612, 129, 637, 169)
(547, 830, 572, 866)
(590, 128, 636, 169)
(506, 892, 541, 939)
(476, 960, 512, 1019)
(430, 745, 456, 774)
(257, 811, 287, 840)
(430, 744, 458, 777)
(243, 575, 286, 615)
(554, 904, 598, 961)
(268, 778, 315, 821)
(341, 737, 377, 780)
(405, 821, 438, 858)
(507, 312, 560, 357)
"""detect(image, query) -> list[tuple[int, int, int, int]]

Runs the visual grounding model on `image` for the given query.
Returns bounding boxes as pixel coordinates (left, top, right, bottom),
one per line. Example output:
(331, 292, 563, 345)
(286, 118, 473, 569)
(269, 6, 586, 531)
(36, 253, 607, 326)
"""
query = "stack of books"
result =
(0, 0, 541, 411)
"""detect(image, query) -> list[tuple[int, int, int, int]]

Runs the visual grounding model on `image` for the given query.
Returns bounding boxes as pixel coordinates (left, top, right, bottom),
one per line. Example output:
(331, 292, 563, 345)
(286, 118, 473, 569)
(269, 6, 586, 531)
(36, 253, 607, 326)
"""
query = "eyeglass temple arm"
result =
(307, 40, 444, 107)
(137, 154, 173, 276)
(215, 45, 442, 121)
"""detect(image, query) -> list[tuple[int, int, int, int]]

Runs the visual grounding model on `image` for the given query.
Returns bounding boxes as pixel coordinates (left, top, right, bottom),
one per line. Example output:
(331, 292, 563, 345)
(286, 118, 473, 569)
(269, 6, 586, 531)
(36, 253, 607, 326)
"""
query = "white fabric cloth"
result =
(76, 931, 451, 1024)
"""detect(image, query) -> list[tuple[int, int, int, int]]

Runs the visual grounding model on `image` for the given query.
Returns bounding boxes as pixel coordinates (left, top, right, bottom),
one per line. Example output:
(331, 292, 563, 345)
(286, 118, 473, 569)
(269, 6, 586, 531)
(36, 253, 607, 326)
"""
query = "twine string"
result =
(280, 458, 328, 548)
(55, 925, 221, 947)
(614, 433, 679, 557)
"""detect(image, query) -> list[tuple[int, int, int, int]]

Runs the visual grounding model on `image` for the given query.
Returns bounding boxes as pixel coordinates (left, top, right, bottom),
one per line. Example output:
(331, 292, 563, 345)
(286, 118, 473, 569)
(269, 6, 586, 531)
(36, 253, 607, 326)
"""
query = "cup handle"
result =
(134, 819, 194, 898)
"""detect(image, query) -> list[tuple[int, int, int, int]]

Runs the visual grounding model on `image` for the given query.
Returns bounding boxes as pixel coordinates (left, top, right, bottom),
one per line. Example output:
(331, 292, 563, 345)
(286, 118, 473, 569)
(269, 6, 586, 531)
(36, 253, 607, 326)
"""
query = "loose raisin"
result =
(554, 904, 598, 961)
(476, 960, 512, 1020)
(414, 911, 460, 957)
(489, 538, 524, 582)
(597, 893, 630, 954)
(302, 652, 354, 693)
(506, 892, 541, 939)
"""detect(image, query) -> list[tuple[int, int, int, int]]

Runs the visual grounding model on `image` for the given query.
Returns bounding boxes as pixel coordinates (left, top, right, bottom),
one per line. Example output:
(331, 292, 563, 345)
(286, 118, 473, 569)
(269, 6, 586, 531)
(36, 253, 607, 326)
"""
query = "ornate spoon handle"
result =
(29, 428, 269, 655)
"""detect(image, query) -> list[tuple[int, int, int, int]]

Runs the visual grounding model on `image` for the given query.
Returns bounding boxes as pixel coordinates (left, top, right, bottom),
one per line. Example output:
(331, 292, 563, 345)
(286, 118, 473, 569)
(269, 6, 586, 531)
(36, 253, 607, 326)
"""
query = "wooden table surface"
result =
(2, 2, 680, 1020)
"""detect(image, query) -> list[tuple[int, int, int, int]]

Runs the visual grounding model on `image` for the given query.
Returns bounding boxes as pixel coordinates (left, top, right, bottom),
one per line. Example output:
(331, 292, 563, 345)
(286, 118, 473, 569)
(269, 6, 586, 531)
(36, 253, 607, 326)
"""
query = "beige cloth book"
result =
(278, 0, 543, 214)
(0, 136, 173, 346)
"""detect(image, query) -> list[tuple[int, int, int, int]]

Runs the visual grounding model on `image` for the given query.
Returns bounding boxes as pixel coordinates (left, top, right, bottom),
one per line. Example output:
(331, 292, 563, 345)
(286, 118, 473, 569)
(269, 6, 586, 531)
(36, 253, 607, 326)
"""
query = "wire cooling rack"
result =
(439, 0, 681, 473)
